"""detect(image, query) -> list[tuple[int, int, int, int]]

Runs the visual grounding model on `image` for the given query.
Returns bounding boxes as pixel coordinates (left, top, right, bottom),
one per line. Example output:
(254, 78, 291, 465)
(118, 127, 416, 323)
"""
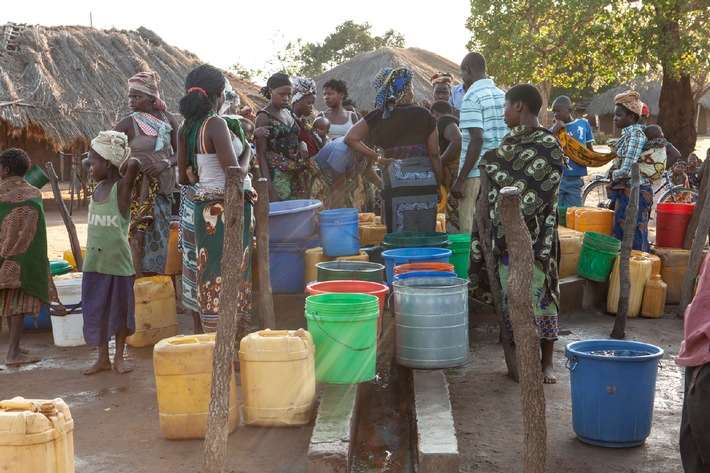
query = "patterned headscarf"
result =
(614, 90, 643, 117)
(220, 78, 241, 115)
(91, 131, 131, 176)
(430, 72, 454, 87)
(374, 67, 414, 119)
(291, 77, 317, 104)
(128, 71, 167, 112)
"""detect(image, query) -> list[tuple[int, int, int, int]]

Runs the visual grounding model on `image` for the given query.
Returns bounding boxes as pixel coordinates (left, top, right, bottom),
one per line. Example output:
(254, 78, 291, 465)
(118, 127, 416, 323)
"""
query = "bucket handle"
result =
(309, 314, 379, 351)
(565, 356, 578, 371)
(326, 221, 359, 240)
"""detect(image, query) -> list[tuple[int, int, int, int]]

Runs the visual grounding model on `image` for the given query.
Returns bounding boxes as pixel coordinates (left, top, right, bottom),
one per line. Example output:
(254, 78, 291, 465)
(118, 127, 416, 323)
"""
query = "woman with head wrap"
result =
(609, 89, 651, 251)
(113, 71, 180, 277)
(431, 72, 454, 104)
(254, 73, 310, 202)
(344, 67, 441, 232)
(290, 76, 320, 158)
(176, 64, 255, 337)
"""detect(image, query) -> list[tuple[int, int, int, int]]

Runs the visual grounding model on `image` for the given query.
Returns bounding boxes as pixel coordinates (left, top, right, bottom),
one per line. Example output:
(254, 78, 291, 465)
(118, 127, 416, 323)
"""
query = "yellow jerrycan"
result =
(607, 255, 652, 317)
(640, 274, 667, 318)
(127, 276, 178, 347)
(559, 233, 582, 278)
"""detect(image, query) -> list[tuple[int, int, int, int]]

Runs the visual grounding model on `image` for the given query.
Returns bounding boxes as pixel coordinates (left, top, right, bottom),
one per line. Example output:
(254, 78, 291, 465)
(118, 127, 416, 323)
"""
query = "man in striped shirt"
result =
(451, 52, 508, 234)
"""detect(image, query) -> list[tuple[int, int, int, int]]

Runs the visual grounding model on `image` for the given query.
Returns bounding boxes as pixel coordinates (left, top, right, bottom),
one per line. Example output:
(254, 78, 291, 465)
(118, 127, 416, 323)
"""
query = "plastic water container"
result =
(448, 234, 471, 279)
(359, 223, 387, 246)
(0, 397, 74, 473)
(574, 208, 614, 235)
(382, 232, 450, 250)
(319, 208, 360, 257)
(153, 334, 239, 439)
(558, 205, 569, 227)
(336, 250, 369, 262)
(50, 274, 86, 347)
(359, 212, 376, 223)
(269, 199, 322, 242)
(316, 261, 385, 283)
(304, 247, 334, 287)
(655, 202, 694, 248)
(24, 164, 49, 189)
(640, 275, 667, 318)
(393, 262, 455, 275)
(127, 276, 178, 347)
(306, 280, 390, 337)
(631, 250, 661, 277)
(559, 234, 582, 278)
(576, 232, 621, 282)
(392, 276, 469, 369)
(565, 340, 664, 447)
(305, 293, 379, 383)
(164, 218, 182, 275)
(565, 207, 583, 230)
(62, 248, 86, 269)
(652, 247, 704, 304)
(270, 239, 308, 293)
(606, 256, 652, 317)
(382, 247, 452, 283)
(238, 329, 316, 426)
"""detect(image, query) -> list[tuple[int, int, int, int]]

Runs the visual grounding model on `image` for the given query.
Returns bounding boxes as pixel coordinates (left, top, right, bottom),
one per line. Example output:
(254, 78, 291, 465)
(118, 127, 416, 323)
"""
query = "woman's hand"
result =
(186, 167, 199, 184)
(451, 176, 466, 200)
(254, 126, 273, 139)
(143, 160, 168, 177)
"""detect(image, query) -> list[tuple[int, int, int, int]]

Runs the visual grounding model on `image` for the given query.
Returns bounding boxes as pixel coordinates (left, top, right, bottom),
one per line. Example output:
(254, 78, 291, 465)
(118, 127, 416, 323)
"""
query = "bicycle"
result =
(582, 170, 698, 209)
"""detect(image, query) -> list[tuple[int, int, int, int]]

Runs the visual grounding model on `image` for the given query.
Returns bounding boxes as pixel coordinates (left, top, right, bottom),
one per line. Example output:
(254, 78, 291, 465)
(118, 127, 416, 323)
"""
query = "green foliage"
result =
(229, 61, 262, 82)
(295, 21, 406, 77)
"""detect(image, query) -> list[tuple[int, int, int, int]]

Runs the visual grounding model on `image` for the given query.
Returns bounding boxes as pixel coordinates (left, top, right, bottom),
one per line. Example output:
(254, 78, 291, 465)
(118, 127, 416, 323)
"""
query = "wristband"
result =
(162, 158, 172, 169)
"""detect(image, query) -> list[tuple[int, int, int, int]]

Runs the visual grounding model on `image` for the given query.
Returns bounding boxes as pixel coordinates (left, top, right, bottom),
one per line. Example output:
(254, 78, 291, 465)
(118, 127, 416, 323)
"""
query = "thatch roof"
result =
(586, 73, 710, 116)
(313, 47, 461, 113)
(0, 23, 266, 151)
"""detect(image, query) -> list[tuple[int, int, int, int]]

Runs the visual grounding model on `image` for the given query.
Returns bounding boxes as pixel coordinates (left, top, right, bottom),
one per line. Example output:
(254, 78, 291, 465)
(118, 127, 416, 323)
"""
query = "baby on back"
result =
(638, 124, 668, 180)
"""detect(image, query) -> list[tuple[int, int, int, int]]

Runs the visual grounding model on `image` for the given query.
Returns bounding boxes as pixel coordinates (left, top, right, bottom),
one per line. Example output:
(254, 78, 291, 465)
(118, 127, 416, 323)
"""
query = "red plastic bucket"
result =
(655, 203, 695, 248)
(306, 280, 390, 336)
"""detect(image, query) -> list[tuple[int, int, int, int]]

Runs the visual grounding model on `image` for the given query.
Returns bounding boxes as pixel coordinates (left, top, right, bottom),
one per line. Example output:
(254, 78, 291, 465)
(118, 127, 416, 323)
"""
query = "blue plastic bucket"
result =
(565, 339, 664, 447)
(268, 199, 322, 242)
(319, 208, 359, 257)
(22, 306, 52, 332)
(381, 247, 452, 283)
(392, 271, 457, 281)
(269, 239, 308, 293)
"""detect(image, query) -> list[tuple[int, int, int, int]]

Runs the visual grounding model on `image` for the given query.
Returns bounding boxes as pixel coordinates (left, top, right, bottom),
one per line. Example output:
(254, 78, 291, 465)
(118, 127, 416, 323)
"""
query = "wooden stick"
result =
(498, 186, 547, 473)
(254, 174, 275, 329)
(476, 169, 518, 382)
(683, 159, 710, 249)
(46, 162, 83, 272)
(678, 181, 710, 316)
(611, 164, 640, 340)
(202, 166, 244, 473)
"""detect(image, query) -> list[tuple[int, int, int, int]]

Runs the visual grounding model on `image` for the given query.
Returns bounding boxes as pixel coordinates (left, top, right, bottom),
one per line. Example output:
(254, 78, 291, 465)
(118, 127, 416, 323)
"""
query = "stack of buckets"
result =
(268, 199, 322, 293)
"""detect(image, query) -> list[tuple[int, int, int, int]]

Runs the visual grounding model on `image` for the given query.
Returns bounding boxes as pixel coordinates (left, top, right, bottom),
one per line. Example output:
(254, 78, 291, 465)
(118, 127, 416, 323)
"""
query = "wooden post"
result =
(611, 164, 640, 340)
(46, 162, 83, 272)
(476, 169, 518, 382)
(498, 186, 547, 473)
(678, 182, 710, 316)
(683, 160, 710, 249)
(253, 174, 275, 329)
(202, 166, 244, 473)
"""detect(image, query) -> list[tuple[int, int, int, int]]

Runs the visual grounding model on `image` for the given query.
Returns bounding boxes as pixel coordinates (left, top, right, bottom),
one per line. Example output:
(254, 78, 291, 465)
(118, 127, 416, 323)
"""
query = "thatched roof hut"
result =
(0, 23, 265, 170)
(586, 74, 710, 136)
(313, 47, 461, 113)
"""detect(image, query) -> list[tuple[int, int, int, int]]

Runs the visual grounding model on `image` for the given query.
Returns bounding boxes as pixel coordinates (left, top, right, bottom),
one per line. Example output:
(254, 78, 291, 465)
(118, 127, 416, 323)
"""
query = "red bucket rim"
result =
(656, 202, 695, 213)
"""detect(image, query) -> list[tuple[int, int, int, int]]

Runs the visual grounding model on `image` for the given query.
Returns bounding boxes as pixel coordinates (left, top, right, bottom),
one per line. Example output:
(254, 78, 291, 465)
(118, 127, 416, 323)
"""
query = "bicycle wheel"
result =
(658, 186, 698, 204)
(582, 179, 613, 209)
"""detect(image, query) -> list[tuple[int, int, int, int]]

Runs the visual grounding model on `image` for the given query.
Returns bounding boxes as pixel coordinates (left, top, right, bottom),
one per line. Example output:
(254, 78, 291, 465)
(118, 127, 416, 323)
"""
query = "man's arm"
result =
(451, 127, 483, 199)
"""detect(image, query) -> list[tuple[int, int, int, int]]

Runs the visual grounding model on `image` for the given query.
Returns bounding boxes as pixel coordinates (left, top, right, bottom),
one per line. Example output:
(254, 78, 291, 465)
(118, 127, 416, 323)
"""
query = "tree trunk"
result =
(202, 167, 244, 473)
(498, 187, 547, 473)
(683, 161, 710, 249)
(611, 164, 640, 340)
(538, 79, 552, 128)
(476, 170, 519, 382)
(46, 162, 83, 272)
(656, 4, 697, 159)
(678, 183, 710, 317)
(253, 177, 275, 329)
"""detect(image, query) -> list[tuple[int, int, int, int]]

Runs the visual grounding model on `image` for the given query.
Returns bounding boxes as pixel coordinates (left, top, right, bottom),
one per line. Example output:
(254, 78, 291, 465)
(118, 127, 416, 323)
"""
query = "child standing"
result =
(82, 131, 141, 375)
(671, 160, 690, 187)
(0, 148, 57, 365)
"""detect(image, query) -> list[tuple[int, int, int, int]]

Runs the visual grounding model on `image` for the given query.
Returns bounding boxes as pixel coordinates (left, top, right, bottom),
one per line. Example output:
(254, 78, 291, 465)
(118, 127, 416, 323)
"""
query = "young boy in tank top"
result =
(81, 131, 141, 375)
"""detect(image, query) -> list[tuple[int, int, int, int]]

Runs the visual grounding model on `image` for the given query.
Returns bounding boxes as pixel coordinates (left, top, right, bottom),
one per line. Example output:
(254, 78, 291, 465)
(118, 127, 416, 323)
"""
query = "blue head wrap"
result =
(374, 67, 413, 119)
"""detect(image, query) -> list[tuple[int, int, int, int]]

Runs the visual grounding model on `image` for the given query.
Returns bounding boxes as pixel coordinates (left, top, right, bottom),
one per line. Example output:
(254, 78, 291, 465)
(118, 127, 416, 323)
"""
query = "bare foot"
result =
(113, 358, 133, 374)
(19, 347, 30, 355)
(5, 353, 40, 366)
(542, 365, 556, 384)
(83, 359, 112, 375)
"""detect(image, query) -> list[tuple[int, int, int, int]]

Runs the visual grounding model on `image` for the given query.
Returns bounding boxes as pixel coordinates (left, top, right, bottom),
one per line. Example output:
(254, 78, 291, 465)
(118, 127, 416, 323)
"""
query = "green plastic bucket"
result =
(382, 232, 449, 250)
(558, 205, 569, 227)
(448, 234, 471, 278)
(576, 232, 621, 282)
(305, 293, 379, 383)
(25, 164, 49, 189)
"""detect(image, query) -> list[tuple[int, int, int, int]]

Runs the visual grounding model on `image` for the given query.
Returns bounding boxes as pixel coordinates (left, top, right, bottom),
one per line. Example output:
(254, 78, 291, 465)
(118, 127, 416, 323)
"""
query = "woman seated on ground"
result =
(344, 67, 441, 233)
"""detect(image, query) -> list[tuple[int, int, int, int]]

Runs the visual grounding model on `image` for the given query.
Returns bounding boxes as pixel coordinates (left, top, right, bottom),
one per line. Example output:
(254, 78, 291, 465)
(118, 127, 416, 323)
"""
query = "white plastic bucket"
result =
(50, 275, 86, 347)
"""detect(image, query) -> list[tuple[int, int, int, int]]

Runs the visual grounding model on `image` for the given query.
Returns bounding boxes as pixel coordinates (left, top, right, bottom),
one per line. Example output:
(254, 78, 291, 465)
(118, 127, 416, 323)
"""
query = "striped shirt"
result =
(612, 124, 649, 186)
(458, 79, 507, 178)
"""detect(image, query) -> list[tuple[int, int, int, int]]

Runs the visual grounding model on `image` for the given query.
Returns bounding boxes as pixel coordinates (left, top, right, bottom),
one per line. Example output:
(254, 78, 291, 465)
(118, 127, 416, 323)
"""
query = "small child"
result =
(671, 160, 690, 187)
(687, 153, 701, 189)
(312, 116, 331, 146)
(81, 130, 141, 375)
(638, 124, 668, 181)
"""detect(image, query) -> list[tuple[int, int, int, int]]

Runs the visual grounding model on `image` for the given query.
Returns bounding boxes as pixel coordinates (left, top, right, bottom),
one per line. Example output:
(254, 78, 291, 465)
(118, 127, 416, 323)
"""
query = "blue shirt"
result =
(458, 79, 507, 178)
(449, 83, 467, 110)
(556, 119, 594, 177)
